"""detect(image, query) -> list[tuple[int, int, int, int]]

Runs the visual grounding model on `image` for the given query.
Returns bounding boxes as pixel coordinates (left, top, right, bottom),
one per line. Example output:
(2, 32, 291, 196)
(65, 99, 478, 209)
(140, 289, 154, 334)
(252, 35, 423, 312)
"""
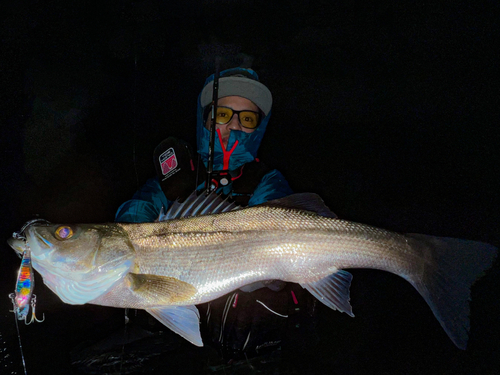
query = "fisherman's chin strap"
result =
(208, 129, 240, 189)
(208, 130, 269, 206)
(217, 129, 239, 170)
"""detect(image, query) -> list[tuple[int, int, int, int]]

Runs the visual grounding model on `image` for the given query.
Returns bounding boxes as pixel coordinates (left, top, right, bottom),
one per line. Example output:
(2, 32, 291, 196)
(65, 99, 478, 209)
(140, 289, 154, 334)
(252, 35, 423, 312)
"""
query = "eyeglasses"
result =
(214, 106, 261, 129)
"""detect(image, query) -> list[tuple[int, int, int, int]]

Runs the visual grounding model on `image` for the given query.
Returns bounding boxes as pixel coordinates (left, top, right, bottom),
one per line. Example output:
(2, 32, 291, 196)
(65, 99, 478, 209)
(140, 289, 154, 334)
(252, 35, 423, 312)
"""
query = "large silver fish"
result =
(7, 193, 497, 349)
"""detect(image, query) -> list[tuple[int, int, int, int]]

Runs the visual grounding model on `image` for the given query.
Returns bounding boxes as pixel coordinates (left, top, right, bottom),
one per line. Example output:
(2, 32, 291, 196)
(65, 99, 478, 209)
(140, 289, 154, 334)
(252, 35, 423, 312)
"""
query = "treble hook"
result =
(24, 295, 45, 325)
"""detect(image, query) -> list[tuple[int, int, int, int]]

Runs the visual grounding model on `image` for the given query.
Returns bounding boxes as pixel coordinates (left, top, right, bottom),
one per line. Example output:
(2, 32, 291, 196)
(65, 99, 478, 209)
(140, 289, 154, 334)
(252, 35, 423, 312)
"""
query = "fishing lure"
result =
(9, 246, 44, 324)
(8, 220, 49, 375)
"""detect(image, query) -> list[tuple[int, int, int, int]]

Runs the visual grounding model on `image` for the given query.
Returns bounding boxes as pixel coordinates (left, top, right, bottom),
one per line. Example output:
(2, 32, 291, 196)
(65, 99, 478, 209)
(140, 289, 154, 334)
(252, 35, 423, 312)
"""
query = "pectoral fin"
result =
(125, 273, 197, 304)
(301, 270, 354, 317)
(146, 305, 203, 346)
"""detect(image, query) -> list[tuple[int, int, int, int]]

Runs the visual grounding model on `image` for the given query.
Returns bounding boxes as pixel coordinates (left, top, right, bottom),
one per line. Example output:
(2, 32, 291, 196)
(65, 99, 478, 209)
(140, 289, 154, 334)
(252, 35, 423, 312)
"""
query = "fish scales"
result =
(7, 193, 497, 349)
(116, 206, 422, 305)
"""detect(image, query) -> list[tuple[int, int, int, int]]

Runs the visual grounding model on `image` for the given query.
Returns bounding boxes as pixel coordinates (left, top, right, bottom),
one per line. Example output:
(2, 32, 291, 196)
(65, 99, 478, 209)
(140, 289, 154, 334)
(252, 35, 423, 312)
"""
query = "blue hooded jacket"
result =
(115, 68, 293, 223)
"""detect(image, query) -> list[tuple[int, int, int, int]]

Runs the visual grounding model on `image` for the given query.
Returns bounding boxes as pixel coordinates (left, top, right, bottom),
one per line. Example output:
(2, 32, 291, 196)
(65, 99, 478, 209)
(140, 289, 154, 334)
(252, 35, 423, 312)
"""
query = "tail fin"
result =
(406, 234, 497, 349)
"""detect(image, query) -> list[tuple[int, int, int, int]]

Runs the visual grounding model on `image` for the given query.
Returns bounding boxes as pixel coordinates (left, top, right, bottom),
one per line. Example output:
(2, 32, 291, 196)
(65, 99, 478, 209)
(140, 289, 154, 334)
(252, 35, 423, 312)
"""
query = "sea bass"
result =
(7, 193, 497, 349)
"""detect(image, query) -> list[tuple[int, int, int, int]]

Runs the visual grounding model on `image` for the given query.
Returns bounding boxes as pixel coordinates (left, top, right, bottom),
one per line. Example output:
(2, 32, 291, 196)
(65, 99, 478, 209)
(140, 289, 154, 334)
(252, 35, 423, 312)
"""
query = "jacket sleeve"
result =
(115, 178, 172, 223)
(248, 169, 294, 207)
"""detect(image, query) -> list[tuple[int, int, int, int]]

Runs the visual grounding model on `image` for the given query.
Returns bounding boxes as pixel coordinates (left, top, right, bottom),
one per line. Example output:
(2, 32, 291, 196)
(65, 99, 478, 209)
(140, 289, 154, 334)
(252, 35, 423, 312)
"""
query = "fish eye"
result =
(54, 226, 74, 240)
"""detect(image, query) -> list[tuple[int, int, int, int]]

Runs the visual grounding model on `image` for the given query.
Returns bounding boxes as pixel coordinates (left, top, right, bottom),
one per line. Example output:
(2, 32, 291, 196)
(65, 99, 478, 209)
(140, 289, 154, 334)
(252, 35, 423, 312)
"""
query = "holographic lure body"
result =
(9, 247, 44, 324)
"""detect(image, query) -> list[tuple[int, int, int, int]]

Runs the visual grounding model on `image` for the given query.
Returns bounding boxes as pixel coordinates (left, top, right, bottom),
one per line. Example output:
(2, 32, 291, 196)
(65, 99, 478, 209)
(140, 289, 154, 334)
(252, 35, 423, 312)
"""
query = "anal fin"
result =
(301, 270, 354, 317)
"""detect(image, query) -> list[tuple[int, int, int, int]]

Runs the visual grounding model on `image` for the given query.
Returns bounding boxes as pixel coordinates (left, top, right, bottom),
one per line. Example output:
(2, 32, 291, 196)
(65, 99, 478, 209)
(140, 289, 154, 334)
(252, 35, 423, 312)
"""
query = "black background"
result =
(1, 1, 499, 374)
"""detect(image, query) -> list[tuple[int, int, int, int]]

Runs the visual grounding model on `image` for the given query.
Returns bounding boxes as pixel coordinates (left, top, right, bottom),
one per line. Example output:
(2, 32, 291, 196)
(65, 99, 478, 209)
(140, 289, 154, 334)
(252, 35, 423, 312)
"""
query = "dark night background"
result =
(1, 0, 499, 374)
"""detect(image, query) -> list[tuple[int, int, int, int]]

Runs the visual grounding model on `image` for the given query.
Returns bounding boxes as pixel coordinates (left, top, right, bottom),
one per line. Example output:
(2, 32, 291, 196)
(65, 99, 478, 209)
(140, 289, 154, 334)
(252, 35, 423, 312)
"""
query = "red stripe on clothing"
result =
(217, 129, 239, 170)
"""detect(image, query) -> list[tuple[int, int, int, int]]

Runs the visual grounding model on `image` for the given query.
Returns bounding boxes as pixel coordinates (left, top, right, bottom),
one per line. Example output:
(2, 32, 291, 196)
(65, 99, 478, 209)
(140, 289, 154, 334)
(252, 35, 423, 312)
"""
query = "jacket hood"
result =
(196, 67, 272, 171)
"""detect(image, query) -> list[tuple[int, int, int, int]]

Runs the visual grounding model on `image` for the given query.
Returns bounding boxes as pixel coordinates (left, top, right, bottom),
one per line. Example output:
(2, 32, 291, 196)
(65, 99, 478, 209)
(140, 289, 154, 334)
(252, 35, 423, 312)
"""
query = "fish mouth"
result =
(26, 226, 55, 260)
(8, 219, 53, 256)
(7, 236, 25, 256)
(8, 227, 51, 256)
(7, 236, 24, 252)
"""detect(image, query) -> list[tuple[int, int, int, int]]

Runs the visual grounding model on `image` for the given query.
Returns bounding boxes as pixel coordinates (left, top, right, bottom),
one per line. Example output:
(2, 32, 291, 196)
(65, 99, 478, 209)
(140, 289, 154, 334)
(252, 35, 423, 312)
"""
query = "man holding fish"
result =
(115, 67, 313, 360)
(8, 66, 497, 362)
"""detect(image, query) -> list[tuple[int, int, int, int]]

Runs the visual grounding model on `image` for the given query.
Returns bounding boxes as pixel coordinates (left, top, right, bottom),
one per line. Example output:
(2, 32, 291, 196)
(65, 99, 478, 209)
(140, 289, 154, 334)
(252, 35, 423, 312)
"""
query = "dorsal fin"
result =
(159, 190, 240, 221)
(261, 193, 337, 218)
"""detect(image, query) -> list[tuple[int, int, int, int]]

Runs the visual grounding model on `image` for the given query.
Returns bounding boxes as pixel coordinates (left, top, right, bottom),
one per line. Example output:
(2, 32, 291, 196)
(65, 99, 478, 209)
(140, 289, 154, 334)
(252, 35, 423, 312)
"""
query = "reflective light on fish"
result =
(6, 192, 498, 349)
